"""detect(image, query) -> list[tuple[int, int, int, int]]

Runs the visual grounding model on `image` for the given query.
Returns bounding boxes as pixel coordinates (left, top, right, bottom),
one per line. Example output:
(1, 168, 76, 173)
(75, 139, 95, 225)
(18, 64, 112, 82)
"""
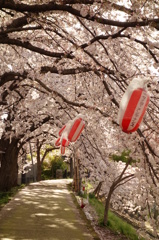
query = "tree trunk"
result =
(74, 158, 80, 194)
(0, 138, 19, 191)
(37, 157, 41, 182)
(93, 181, 103, 198)
(36, 139, 41, 181)
(70, 157, 73, 178)
(104, 186, 114, 225)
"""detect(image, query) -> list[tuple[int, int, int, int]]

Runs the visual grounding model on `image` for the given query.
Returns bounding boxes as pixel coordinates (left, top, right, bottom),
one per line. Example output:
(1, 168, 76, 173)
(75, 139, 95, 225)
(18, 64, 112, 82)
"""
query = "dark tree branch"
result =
(1, 1, 159, 28)
(0, 26, 42, 35)
(137, 129, 159, 159)
(0, 71, 28, 86)
(18, 115, 51, 141)
(102, 80, 119, 107)
(41, 147, 57, 163)
(62, 0, 133, 15)
(0, 36, 72, 58)
(80, 27, 127, 49)
(120, 34, 159, 63)
(41, 66, 92, 75)
(114, 174, 135, 190)
(4, 16, 30, 29)
(35, 77, 110, 118)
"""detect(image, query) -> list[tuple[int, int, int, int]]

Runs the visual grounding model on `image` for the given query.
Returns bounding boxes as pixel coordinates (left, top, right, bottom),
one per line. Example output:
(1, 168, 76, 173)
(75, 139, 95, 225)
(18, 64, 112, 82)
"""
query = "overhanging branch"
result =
(0, 36, 71, 58)
(1, 1, 159, 28)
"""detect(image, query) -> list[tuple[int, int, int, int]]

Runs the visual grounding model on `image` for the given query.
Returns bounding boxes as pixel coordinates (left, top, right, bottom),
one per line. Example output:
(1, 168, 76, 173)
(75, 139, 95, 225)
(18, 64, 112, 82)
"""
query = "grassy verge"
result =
(0, 184, 25, 209)
(67, 183, 100, 240)
(88, 193, 144, 240)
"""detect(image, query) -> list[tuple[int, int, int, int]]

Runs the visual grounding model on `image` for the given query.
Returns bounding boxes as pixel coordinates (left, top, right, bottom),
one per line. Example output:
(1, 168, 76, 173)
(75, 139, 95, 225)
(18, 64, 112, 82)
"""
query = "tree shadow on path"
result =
(0, 179, 98, 240)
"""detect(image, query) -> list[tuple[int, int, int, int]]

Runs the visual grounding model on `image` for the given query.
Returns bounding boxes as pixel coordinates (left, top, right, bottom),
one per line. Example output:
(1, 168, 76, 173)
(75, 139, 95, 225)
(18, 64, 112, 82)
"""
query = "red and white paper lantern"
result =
(59, 125, 66, 136)
(68, 118, 85, 142)
(60, 145, 65, 155)
(61, 136, 70, 147)
(54, 115, 85, 154)
(54, 137, 61, 147)
(118, 79, 150, 133)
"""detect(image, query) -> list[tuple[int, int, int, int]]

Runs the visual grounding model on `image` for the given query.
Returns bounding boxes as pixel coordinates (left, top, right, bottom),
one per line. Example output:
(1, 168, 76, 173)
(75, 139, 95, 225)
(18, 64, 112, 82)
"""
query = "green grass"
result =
(88, 194, 144, 240)
(0, 185, 25, 209)
(88, 193, 104, 224)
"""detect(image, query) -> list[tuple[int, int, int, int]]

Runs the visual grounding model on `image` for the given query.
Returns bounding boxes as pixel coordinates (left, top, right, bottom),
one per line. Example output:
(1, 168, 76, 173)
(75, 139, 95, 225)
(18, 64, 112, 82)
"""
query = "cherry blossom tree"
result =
(0, 0, 159, 237)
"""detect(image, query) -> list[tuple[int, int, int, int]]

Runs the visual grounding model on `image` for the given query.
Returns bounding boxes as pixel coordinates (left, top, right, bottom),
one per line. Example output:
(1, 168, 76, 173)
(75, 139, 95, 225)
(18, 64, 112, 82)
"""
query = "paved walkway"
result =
(0, 179, 99, 240)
